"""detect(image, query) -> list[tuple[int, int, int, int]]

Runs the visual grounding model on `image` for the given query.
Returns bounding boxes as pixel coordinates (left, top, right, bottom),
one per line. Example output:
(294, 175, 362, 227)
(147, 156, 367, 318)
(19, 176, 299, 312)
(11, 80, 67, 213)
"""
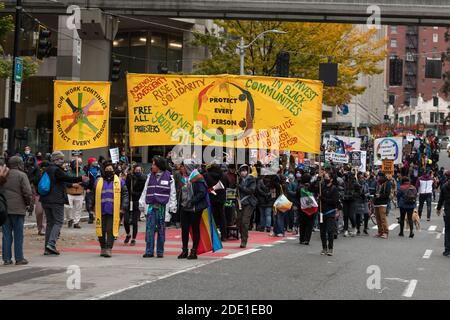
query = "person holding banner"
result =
(140, 156, 177, 258)
(94, 162, 128, 258)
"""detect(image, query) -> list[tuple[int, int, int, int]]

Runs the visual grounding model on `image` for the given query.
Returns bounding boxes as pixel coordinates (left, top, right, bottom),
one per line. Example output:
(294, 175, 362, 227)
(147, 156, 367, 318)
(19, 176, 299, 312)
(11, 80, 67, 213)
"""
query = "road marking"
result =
(422, 249, 433, 259)
(275, 240, 286, 244)
(286, 237, 297, 240)
(443, 227, 445, 234)
(88, 259, 219, 300)
(402, 280, 418, 298)
(388, 223, 399, 231)
(223, 248, 261, 259)
(428, 225, 437, 231)
(174, 235, 181, 239)
(437, 233, 442, 239)
(260, 244, 274, 247)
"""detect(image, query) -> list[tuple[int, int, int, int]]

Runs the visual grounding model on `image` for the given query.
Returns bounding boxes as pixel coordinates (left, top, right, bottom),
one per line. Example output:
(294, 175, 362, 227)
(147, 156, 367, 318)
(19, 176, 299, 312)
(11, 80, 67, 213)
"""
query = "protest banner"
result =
(322, 135, 361, 164)
(381, 159, 394, 176)
(374, 137, 403, 165)
(54, 81, 110, 151)
(127, 74, 323, 153)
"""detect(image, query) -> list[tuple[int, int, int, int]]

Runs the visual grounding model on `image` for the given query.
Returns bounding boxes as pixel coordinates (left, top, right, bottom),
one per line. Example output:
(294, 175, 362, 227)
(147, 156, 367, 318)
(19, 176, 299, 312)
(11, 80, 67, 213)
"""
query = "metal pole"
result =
(239, 37, 245, 76)
(8, 0, 22, 153)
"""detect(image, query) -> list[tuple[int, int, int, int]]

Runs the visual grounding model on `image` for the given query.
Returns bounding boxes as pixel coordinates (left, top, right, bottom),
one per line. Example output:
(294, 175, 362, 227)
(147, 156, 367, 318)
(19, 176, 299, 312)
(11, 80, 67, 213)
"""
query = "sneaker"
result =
(443, 251, 450, 257)
(177, 250, 189, 259)
(363, 229, 369, 235)
(356, 230, 361, 236)
(313, 227, 320, 232)
(67, 220, 73, 228)
(327, 249, 333, 256)
(143, 253, 154, 258)
(343, 231, 349, 237)
(409, 233, 414, 239)
(73, 223, 81, 229)
(265, 227, 271, 233)
(398, 232, 404, 237)
(100, 249, 106, 257)
(45, 245, 60, 255)
(427, 218, 431, 222)
(103, 249, 112, 258)
(130, 239, 136, 246)
(124, 235, 131, 244)
(276, 233, 284, 237)
(240, 242, 247, 248)
(320, 249, 327, 255)
(157, 254, 164, 258)
(15, 259, 29, 265)
(3, 260, 13, 265)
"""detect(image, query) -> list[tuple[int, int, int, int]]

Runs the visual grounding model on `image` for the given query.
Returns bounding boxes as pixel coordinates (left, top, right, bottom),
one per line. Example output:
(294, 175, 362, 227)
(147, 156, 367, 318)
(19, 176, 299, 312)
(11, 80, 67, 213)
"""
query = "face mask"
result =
(296, 173, 301, 178)
(105, 171, 114, 179)
(240, 171, 248, 178)
(324, 179, 331, 185)
(134, 172, 142, 176)
(25, 151, 30, 155)
(55, 159, 64, 166)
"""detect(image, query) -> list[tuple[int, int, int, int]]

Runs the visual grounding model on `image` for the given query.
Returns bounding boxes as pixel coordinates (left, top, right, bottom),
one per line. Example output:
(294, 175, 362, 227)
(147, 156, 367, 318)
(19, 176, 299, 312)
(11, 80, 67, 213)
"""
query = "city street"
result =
(0, 150, 447, 300)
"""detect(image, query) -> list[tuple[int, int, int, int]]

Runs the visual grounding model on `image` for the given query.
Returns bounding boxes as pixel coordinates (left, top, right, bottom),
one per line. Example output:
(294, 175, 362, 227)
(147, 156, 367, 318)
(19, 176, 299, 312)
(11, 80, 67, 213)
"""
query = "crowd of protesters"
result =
(0, 132, 449, 265)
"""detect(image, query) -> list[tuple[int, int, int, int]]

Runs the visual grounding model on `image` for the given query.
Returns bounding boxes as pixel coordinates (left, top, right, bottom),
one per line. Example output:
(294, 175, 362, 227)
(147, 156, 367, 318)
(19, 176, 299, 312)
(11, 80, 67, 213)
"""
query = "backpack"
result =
(180, 182, 194, 211)
(38, 171, 51, 196)
(404, 185, 417, 204)
(0, 193, 7, 226)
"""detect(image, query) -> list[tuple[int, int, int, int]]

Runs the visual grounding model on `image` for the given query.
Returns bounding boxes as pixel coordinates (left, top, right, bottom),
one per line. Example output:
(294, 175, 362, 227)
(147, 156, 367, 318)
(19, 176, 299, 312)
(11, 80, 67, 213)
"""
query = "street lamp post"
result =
(237, 29, 286, 76)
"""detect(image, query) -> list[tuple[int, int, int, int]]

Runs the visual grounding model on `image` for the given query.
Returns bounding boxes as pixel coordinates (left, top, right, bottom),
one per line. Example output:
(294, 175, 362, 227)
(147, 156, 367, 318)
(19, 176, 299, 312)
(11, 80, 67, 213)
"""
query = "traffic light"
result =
(37, 27, 52, 60)
(389, 58, 403, 86)
(111, 59, 121, 81)
(276, 51, 290, 77)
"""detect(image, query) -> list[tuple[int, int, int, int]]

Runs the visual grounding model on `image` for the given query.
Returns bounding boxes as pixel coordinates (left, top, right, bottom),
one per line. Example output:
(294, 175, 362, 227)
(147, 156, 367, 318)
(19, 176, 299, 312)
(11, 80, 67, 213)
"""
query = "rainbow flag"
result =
(190, 193, 223, 255)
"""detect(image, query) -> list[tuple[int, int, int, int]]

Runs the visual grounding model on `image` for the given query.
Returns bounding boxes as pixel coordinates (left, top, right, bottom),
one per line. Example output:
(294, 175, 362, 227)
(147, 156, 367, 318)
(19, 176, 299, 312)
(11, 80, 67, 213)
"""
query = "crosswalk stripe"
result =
(275, 240, 286, 244)
(388, 223, 399, 231)
(286, 237, 297, 240)
(402, 280, 418, 298)
(223, 248, 261, 259)
(428, 225, 437, 231)
(422, 249, 433, 259)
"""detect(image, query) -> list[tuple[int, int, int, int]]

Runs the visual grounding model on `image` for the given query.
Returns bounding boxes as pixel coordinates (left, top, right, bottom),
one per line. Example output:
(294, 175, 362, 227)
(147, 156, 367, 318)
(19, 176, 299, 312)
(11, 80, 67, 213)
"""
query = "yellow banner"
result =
(127, 74, 323, 153)
(53, 81, 110, 151)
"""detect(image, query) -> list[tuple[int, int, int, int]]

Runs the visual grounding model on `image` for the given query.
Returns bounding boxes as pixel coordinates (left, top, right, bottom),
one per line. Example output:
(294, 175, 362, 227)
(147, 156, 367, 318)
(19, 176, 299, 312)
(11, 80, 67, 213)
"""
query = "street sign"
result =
(13, 82, 21, 103)
(381, 159, 394, 176)
(14, 57, 23, 83)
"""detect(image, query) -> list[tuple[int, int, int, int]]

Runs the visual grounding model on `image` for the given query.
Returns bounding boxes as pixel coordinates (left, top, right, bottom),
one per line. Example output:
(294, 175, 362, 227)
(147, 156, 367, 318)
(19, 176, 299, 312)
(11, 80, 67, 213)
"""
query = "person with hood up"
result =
(93, 162, 128, 258)
(1, 156, 33, 265)
(237, 164, 257, 248)
(85, 157, 100, 224)
(139, 156, 176, 258)
(177, 160, 208, 259)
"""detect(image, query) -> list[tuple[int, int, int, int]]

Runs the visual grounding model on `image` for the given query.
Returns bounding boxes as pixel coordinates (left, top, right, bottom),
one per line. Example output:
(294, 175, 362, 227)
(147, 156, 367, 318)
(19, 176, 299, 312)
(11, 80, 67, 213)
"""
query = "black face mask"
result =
(104, 171, 114, 180)
(324, 179, 331, 185)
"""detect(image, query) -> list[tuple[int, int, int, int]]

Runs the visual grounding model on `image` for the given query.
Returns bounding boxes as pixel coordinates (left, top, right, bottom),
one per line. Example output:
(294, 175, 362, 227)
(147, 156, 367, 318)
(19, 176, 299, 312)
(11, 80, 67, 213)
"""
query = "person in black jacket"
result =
(437, 170, 450, 256)
(297, 173, 316, 245)
(319, 172, 339, 256)
(124, 165, 147, 245)
(178, 160, 208, 260)
(374, 172, 392, 239)
(204, 164, 228, 241)
(237, 164, 257, 248)
(256, 175, 277, 233)
(40, 151, 88, 255)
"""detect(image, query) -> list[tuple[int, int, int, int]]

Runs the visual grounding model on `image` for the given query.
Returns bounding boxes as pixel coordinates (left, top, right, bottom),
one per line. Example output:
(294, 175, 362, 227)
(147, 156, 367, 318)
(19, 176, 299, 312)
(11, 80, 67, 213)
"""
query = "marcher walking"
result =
(1, 156, 33, 265)
(437, 170, 450, 256)
(319, 172, 339, 256)
(374, 172, 392, 239)
(125, 165, 147, 246)
(397, 177, 417, 238)
(236, 164, 257, 248)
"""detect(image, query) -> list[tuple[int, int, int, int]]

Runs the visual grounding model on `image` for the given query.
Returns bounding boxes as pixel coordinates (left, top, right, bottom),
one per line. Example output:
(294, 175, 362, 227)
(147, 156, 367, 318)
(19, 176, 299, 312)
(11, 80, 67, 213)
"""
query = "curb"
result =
(24, 215, 90, 230)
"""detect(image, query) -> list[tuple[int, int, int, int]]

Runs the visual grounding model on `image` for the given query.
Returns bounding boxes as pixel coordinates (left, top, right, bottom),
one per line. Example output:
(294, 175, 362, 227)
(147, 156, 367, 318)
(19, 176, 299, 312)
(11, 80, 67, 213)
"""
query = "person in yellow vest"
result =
(93, 162, 129, 258)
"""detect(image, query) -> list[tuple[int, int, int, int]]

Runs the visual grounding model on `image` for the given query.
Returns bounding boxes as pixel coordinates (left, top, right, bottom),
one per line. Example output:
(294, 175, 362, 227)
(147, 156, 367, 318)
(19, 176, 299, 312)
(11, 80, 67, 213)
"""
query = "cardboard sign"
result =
(109, 147, 120, 164)
(381, 159, 394, 176)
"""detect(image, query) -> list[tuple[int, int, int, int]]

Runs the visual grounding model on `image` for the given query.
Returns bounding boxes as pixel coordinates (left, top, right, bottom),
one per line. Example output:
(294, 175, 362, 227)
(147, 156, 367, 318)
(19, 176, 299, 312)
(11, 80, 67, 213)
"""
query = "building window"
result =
(405, 116, 410, 125)
(431, 112, 436, 123)
(433, 26, 439, 30)
(390, 39, 397, 48)
(399, 117, 404, 124)
(411, 115, 416, 125)
(433, 33, 439, 43)
(391, 26, 397, 34)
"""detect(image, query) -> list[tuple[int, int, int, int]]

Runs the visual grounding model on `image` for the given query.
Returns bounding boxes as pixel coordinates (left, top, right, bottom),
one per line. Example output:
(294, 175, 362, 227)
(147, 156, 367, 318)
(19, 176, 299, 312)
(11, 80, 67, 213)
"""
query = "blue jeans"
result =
(2, 215, 25, 262)
(145, 205, 166, 255)
(259, 207, 272, 229)
(275, 211, 288, 235)
(444, 215, 450, 253)
(418, 193, 432, 219)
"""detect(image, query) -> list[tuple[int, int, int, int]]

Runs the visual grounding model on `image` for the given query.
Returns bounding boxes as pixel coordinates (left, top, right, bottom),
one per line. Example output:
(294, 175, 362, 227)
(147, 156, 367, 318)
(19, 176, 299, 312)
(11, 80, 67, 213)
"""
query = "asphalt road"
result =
(105, 150, 450, 300)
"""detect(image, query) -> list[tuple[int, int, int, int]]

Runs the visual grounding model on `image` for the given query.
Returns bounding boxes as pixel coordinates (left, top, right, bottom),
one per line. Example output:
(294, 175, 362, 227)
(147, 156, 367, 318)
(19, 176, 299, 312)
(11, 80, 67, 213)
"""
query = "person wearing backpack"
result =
(374, 172, 392, 239)
(341, 166, 357, 237)
(39, 151, 88, 255)
(397, 177, 417, 238)
(1, 156, 33, 265)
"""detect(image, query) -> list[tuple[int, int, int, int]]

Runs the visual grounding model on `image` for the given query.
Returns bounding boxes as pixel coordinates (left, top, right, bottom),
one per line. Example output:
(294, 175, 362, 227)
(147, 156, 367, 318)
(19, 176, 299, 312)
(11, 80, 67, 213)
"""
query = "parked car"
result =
(440, 136, 450, 150)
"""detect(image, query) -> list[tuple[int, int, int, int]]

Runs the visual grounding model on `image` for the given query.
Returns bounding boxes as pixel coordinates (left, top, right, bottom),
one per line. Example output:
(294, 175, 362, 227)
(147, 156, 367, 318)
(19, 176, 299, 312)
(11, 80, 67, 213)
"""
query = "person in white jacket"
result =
(139, 156, 177, 258)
